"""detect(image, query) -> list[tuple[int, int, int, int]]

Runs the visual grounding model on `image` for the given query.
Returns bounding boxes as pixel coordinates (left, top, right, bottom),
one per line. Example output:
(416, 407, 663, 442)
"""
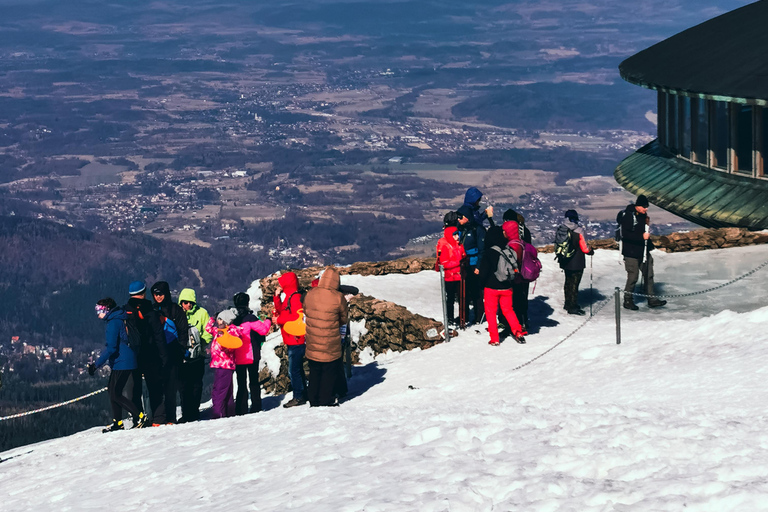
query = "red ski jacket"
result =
(436, 227, 466, 282)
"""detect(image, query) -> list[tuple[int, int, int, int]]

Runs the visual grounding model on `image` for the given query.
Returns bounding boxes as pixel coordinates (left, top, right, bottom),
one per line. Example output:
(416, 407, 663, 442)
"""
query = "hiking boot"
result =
(567, 308, 586, 316)
(512, 332, 526, 344)
(283, 398, 307, 408)
(648, 299, 667, 308)
(102, 420, 124, 433)
(131, 412, 148, 429)
(488, 340, 500, 346)
(623, 299, 639, 311)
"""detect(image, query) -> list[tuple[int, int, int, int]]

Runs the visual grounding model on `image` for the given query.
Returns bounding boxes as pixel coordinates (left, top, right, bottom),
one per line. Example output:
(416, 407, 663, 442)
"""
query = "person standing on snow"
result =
(125, 281, 167, 425)
(457, 186, 494, 325)
(204, 309, 243, 419)
(151, 281, 189, 425)
(554, 210, 594, 316)
(273, 271, 308, 408)
(303, 266, 349, 407)
(502, 208, 533, 332)
(435, 225, 466, 326)
(89, 297, 147, 432)
(620, 195, 667, 310)
(232, 292, 271, 414)
(478, 225, 526, 345)
(178, 287, 212, 423)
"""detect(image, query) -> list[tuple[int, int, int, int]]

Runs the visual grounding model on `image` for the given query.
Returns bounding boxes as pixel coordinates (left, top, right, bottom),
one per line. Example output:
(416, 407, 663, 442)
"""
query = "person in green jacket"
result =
(178, 288, 212, 422)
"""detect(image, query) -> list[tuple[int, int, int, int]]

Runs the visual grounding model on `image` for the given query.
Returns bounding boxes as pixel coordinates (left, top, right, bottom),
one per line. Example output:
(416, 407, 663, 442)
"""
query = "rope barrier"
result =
(622, 257, 768, 299)
(0, 387, 108, 422)
(509, 296, 614, 372)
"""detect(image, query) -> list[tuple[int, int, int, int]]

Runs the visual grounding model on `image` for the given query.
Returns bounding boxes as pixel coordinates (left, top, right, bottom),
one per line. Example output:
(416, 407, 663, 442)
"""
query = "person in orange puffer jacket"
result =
(272, 271, 308, 408)
(436, 226, 466, 325)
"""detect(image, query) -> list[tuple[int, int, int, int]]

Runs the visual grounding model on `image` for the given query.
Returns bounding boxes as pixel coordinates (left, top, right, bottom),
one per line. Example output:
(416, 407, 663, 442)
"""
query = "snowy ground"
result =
(4, 246, 768, 511)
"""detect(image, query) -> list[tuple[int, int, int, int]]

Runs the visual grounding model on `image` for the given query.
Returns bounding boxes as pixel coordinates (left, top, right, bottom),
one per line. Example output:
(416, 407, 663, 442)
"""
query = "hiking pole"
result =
(439, 265, 451, 343)
(589, 254, 593, 318)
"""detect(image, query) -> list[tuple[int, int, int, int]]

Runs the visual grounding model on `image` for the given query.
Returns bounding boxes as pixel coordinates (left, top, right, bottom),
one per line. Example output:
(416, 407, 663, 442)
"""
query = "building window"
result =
(667, 93, 678, 153)
(692, 98, 708, 165)
(712, 100, 728, 170)
(680, 96, 692, 159)
(735, 105, 753, 174)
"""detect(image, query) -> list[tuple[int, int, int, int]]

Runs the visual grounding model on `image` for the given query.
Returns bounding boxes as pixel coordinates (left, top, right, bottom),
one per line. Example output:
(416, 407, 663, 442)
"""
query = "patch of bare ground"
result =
(411, 89, 468, 119)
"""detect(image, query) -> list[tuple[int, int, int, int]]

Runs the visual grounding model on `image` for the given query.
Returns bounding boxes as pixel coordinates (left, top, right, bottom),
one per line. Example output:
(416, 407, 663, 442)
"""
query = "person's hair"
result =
(96, 297, 117, 310)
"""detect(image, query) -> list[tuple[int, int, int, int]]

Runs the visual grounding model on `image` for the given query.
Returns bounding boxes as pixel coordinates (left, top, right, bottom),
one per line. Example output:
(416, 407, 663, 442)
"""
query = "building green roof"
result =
(614, 141, 768, 229)
(619, 0, 768, 104)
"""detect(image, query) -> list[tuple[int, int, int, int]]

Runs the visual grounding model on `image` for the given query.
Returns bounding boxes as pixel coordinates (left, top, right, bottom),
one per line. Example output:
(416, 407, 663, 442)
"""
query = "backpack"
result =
(186, 325, 204, 360)
(283, 290, 307, 337)
(491, 245, 519, 283)
(554, 226, 576, 264)
(123, 306, 145, 355)
(159, 315, 179, 344)
(510, 240, 542, 282)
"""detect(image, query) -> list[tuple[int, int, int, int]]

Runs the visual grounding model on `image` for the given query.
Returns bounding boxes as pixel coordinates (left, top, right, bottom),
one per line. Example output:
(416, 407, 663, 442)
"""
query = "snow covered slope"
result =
(4, 246, 768, 511)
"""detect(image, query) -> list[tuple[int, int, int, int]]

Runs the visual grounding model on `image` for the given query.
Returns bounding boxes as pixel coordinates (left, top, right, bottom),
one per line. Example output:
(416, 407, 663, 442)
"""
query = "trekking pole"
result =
(614, 287, 621, 345)
(589, 254, 593, 318)
(439, 265, 451, 343)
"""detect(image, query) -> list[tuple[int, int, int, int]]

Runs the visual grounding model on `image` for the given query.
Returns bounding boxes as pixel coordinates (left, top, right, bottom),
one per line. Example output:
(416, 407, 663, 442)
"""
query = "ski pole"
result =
(589, 254, 593, 318)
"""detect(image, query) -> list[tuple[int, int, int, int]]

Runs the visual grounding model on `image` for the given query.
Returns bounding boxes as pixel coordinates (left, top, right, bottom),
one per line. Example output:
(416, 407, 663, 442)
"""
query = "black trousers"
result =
(564, 269, 584, 311)
(109, 369, 139, 421)
(133, 354, 165, 424)
(511, 280, 530, 328)
(445, 280, 460, 323)
(163, 356, 181, 424)
(235, 363, 261, 414)
(463, 270, 484, 323)
(180, 358, 205, 421)
(307, 358, 343, 407)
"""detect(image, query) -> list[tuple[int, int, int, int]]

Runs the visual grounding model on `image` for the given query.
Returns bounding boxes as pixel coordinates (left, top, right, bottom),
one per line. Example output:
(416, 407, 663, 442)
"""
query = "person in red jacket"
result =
(272, 271, 307, 408)
(436, 226, 466, 325)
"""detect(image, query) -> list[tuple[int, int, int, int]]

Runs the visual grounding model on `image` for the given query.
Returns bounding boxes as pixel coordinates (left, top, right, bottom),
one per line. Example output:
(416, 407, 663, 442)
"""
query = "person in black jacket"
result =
(232, 292, 262, 415)
(125, 280, 168, 425)
(554, 210, 594, 315)
(620, 195, 667, 310)
(502, 208, 533, 331)
(151, 281, 189, 424)
(477, 226, 526, 345)
(457, 187, 494, 326)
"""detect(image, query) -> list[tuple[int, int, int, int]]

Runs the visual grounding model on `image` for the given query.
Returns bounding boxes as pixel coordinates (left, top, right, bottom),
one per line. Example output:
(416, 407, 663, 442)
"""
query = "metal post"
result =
(614, 287, 622, 345)
(439, 265, 451, 343)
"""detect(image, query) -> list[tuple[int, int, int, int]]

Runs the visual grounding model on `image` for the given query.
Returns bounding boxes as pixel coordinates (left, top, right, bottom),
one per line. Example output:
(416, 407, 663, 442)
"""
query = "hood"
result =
(463, 187, 483, 207)
(502, 221, 520, 242)
(150, 281, 172, 304)
(278, 272, 299, 294)
(443, 226, 459, 246)
(178, 288, 197, 304)
(457, 204, 474, 224)
(561, 219, 583, 234)
(318, 266, 341, 291)
(485, 225, 507, 249)
(105, 307, 127, 323)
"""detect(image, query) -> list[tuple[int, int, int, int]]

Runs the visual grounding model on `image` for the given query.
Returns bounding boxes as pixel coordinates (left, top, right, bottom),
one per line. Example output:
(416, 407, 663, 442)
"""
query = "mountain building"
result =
(615, 0, 768, 228)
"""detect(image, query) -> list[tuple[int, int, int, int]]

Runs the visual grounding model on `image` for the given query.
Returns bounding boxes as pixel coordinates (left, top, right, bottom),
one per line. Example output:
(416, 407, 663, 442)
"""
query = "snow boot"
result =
(283, 398, 307, 408)
(567, 308, 586, 316)
(648, 299, 667, 308)
(512, 332, 526, 344)
(102, 420, 124, 433)
(623, 297, 639, 311)
(131, 412, 147, 429)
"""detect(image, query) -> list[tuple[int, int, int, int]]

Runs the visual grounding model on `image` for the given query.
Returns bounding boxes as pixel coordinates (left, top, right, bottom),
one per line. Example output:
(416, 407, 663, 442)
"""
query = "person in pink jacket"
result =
(232, 292, 271, 415)
(205, 309, 244, 419)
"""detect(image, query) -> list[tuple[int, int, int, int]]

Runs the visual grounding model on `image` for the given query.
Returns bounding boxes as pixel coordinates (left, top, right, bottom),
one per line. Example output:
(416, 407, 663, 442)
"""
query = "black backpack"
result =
(123, 306, 144, 355)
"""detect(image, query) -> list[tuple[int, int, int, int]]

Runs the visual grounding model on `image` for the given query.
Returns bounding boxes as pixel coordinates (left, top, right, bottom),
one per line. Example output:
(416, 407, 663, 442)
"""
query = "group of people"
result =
(91, 267, 350, 432)
(437, 187, 666, 346)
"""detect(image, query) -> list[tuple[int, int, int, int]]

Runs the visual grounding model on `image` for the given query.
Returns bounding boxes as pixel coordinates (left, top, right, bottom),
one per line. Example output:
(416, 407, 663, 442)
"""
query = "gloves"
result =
(87, 363, 96, 376)
(588, 249, 595, 256)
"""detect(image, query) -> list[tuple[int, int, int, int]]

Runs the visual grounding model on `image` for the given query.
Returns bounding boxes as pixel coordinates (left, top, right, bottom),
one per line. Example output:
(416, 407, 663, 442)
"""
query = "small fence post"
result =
(614, 287, 621, 345)
(439, 265, 451, 343)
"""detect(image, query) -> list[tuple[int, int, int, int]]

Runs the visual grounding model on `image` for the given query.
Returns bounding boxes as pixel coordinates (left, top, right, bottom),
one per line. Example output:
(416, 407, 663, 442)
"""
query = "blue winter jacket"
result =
(458, 197, 492, 268)
(95, 308, 137, 371)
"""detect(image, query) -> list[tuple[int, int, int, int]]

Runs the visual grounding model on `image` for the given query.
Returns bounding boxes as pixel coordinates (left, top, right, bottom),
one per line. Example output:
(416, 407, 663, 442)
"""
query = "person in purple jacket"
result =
(89, 298, 147, 432)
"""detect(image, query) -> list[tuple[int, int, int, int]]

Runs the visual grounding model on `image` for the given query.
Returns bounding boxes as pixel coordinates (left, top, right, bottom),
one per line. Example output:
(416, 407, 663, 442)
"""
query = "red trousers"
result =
(483, 288, 522, 343)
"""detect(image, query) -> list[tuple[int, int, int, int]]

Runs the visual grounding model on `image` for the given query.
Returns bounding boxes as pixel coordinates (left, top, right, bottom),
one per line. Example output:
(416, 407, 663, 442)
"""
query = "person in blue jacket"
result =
(457, 187, 494, 325)
(89, 297, 147, 432)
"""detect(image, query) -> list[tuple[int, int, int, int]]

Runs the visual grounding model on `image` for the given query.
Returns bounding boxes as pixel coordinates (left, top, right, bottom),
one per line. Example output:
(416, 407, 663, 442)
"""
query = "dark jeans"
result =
(307, 358, 343, 407)
(236, 363, 261, 414)
(287, 344, 307, 401)
(179, 358, 205, 421)
(108, 369, 139, 421)
(445, 280, 460, 323)
(132, 354, 165, 424)
(564, 269, 583, 311)
(511, 280, 530, 328)
(210, 368, 235, 419)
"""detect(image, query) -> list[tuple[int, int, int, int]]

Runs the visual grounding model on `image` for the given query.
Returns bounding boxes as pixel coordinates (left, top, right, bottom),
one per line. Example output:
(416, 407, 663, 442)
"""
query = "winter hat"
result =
(636, 195, 649, 208)
(502, 220, 520, 242)
(151, 281, 171, 301)
(233, 292, 250, 309)
(217, 308, 237, 325)
(564, 209, 579, 223)
(128, 280, 146, 295)
(503, 208, 518, 222)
